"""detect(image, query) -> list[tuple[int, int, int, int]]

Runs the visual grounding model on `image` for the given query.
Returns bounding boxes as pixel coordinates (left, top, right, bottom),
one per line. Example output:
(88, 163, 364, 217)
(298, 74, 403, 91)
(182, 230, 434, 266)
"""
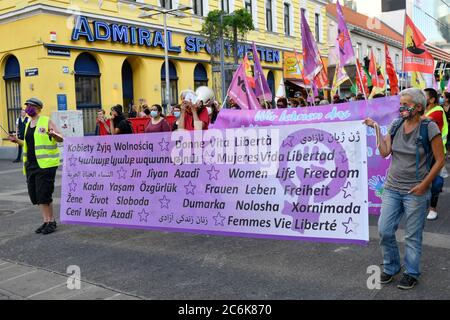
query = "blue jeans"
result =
(378, 188, 431, 279)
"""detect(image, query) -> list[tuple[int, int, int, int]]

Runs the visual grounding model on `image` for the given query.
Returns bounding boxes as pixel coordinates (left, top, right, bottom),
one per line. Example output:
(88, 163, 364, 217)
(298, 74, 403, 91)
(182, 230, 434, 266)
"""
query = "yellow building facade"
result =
(0, 0, 329, 142)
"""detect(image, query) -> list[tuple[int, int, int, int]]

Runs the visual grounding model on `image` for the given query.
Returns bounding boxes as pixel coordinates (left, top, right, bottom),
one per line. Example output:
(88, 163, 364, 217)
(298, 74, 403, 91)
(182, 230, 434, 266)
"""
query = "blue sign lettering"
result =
(71, 16, 94, 42)
(93, 21, 111, 41)
(70, 17, 279, 62)
(111, 24, 129, 43)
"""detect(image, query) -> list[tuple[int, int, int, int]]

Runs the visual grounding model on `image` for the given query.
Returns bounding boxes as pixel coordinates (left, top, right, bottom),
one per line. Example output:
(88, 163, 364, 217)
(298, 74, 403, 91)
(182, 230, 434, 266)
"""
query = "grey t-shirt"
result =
(384, 119, 441, 193)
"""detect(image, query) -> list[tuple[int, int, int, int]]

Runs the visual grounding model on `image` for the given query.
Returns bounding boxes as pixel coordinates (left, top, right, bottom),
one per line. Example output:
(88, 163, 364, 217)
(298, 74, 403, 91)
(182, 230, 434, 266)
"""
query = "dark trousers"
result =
(15, 145, 22, 161)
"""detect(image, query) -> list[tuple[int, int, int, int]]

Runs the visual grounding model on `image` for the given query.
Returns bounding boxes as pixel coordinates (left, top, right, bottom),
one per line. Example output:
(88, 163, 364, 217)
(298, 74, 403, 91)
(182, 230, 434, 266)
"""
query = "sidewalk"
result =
(0, 259, 142, 300)
(0, 159, 449, 299)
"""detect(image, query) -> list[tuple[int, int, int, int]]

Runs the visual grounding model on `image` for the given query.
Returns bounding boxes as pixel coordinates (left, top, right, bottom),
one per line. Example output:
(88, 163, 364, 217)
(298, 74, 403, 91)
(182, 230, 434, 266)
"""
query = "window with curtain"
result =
(284, 3, 291, 36)
(222, 0, 230, 13)
(160, 0, 172, 9)
(315, 13, 320, 42)
(245, 0, 252, 14)
(266, 0, 273, 32)
(193, 0, 203, 16)
(3, 55, 21, 133)
(356, 42, 362, 61)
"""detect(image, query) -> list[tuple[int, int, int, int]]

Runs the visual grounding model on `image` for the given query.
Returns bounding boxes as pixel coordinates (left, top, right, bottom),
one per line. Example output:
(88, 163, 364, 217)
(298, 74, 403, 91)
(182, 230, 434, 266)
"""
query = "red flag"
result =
(369, 49, 379, 87)
(385, 43, 399, 95)
(356, 58, 369, 96)
(403, 15, 434, 74)
(314, 56, 329, 89)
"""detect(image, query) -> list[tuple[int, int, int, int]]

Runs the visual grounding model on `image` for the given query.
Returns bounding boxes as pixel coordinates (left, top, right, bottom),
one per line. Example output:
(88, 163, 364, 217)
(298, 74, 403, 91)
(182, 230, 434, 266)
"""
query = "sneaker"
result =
(380, 270, 400, 284)
(35, 222, 48, 234)
(397, 274, 418, 290)
(427, 210, 438, 220)
(12, 159, 20, 163)
(42, 221, 57, 235)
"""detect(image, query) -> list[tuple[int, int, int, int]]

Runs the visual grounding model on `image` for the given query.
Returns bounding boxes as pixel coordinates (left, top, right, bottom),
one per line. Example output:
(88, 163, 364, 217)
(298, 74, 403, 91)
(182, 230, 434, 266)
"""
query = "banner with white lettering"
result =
(61, 121, 368, 244)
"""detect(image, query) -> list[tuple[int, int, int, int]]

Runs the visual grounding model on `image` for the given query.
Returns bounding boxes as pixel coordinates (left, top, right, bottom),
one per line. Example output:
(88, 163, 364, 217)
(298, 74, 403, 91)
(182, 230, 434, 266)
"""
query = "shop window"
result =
(3, 55, 21, 133)
(74, 53, 101, 135)
(161, 61, 178, 110)
(194, 63, 208, 90)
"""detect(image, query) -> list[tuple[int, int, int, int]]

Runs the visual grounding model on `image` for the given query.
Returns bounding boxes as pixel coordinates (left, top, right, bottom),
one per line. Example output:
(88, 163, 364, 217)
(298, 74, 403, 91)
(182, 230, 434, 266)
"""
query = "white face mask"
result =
(206, 107, 212, 115)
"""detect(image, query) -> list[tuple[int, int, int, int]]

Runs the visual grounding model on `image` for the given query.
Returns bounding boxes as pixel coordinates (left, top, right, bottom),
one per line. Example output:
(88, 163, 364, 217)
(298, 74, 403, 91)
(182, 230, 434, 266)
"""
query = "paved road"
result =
(0, 159, 449, 300)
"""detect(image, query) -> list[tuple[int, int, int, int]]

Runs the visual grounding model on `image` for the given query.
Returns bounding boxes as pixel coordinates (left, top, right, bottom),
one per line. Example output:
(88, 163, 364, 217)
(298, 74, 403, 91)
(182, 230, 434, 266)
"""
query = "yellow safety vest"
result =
(23, 116, 60, 174)
(426, 105, 448, 153)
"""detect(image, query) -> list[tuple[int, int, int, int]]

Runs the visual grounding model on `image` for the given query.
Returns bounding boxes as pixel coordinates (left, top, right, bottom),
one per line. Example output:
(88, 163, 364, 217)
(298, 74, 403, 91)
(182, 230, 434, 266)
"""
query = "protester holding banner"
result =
(8, 98, 63, 235)
(364, 88, 445, 290)
(144, 104, 170, 133)
(109, 104, 133, 135)
(423, 88, 448, 221)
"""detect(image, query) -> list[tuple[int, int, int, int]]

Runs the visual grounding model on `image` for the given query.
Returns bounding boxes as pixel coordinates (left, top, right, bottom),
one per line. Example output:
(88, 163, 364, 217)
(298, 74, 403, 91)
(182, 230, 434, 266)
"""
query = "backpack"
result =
(390, 118, 433, 180)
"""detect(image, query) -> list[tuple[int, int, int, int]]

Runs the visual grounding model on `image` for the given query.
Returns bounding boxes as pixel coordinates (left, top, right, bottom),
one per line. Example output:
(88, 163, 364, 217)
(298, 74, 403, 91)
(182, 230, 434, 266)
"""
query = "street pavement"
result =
(0, 159, 449, 300)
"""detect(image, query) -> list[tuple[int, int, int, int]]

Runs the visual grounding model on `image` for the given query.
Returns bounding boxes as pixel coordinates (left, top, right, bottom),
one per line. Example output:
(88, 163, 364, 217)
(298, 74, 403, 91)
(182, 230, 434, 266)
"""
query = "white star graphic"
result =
(213, 213, 226, 226)
(159, 138, 170, 152)
(184, 181, 196, 195)
(68, 154, 77, 167)
(207, 166, 220, 180)
(68, 180, 77, 192)
(342, 217, 359, 235)
(117, 167, 127, 179)
(158, 195, 170, 209)
(138, 208, 150, 223)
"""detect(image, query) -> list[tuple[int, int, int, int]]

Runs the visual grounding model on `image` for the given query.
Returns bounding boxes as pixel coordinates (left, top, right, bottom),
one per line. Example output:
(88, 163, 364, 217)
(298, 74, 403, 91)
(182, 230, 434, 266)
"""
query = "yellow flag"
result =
(411, 71, 426, 89)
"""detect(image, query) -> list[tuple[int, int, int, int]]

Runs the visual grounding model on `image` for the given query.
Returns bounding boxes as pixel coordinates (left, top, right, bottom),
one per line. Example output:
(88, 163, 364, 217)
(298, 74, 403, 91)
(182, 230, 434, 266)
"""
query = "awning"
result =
(286, 79, 307, 88)
(425, 43, 450, 63)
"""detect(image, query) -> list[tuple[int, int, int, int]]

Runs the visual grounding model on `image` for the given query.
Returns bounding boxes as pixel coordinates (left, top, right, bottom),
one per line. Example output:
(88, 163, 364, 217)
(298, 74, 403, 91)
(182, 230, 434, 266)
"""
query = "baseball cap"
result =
(24, 97, 43, 108)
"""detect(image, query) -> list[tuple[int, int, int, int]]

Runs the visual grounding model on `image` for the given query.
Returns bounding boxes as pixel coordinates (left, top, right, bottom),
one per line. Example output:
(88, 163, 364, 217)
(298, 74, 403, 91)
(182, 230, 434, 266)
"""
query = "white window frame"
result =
(243, 0, 258, 28)
(192, 0, 207, 16)
(283, 1, 294, 37)
(221, 0, 234, 13)
(269, 0, 277, 33)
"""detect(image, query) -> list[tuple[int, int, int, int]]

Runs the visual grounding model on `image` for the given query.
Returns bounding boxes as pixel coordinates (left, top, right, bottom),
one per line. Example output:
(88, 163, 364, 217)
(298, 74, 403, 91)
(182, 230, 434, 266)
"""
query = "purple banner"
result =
(61, 121, 369, 245)
(212, 97, 400, 214)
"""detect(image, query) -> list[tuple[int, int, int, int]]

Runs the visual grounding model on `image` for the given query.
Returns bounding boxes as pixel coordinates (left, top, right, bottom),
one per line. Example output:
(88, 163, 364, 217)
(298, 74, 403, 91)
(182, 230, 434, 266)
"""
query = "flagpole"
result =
(293, 49, 312, 106)
(401, 12, 407, 92)
(355, 58, 368, 100)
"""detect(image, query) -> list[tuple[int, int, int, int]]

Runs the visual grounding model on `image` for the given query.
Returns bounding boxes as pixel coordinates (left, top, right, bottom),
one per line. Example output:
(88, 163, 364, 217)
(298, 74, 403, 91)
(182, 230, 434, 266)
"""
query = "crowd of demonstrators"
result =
(364, 88, 445, 290)
(423, 88, 448, 221)
(8, 98, 63, 235)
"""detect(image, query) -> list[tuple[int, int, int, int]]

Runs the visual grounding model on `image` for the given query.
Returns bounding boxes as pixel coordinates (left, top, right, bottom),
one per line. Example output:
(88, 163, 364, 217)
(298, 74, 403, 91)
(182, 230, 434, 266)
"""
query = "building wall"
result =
(0, 0, 330, 148)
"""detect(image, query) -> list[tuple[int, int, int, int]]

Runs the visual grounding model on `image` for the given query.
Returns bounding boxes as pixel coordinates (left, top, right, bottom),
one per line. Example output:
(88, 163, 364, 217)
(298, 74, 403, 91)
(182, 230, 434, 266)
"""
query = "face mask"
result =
(173, 111, 181, 118)
(150, 111, 159, 118)
(399, 105, 416, 119)
(439, 97, 445, 105)
(206, 107, 212, 115)
(25, 105, 37, 117)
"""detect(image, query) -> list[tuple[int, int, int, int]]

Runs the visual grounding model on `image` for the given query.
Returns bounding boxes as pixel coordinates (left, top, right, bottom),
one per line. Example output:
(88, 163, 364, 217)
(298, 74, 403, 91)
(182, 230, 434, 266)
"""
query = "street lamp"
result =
(139, 5, 191, 111)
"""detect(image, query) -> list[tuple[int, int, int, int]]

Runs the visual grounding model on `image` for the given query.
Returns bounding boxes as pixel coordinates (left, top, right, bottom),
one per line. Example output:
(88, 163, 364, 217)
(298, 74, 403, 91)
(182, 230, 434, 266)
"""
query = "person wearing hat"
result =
(8, 98, 63, 235)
